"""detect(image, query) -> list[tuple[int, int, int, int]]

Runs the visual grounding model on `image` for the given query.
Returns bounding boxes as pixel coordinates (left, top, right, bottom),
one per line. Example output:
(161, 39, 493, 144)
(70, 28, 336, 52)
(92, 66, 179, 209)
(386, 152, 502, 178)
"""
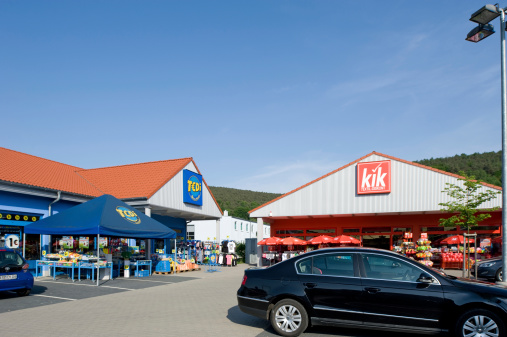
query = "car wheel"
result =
(455, 309, 504, 337)
(495, 268, 503, 282)
(270, 299, 308, 337)
(16, 289, 31, 296)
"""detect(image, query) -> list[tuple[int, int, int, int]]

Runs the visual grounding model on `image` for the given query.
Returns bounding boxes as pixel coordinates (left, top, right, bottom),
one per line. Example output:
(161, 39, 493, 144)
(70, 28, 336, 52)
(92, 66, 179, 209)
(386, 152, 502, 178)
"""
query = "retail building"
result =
(249, 152, 503, 251)
(187, 210, 270, 243)
(0, 147, 222, 264)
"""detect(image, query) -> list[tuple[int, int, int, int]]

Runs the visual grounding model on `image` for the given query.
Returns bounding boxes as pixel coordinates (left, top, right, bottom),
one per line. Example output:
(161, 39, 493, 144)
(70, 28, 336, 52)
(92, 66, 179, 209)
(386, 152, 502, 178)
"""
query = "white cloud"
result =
(231, 156, 346, 194)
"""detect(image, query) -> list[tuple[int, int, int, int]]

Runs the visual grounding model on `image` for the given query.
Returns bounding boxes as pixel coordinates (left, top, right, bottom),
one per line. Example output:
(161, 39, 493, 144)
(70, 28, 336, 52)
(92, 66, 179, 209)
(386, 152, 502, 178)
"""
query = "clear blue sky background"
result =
(0, 1, 503, 193)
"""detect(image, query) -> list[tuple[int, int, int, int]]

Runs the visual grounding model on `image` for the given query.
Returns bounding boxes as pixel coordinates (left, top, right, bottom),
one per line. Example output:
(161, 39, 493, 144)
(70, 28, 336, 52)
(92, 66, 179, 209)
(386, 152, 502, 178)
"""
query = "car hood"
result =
(450, 277, 507, 296)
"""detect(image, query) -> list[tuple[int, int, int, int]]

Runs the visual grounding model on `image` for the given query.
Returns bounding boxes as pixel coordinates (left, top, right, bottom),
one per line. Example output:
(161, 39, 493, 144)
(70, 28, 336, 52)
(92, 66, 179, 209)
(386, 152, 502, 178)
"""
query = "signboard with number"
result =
(5, 234, 19, 248)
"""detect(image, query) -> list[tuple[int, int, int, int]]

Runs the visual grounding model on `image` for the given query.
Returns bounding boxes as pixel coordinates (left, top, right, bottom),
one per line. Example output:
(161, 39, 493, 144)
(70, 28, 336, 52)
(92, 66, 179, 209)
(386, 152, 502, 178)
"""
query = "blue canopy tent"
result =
(24, 194, 177, 285)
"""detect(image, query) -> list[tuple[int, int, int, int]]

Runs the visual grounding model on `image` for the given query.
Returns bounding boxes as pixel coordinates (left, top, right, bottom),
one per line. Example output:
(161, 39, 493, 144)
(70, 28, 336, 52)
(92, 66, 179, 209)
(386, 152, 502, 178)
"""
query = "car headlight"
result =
(480, 262, 497, 267)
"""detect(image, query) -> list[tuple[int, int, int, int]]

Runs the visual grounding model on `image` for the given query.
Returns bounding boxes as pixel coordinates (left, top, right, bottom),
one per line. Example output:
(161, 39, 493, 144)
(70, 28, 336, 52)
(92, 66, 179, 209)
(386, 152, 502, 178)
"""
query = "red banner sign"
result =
(357, 160, 391, 194)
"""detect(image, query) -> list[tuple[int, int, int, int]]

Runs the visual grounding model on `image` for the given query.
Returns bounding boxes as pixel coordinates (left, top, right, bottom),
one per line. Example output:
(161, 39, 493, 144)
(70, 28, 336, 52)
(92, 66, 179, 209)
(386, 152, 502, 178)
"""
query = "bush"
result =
(236, 243, 245, 263)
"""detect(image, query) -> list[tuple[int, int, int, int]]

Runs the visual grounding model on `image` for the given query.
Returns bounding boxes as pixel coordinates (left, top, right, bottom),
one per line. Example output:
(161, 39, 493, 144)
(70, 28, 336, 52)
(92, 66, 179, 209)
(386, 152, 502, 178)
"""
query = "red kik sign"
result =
(357, 160, 391, 195)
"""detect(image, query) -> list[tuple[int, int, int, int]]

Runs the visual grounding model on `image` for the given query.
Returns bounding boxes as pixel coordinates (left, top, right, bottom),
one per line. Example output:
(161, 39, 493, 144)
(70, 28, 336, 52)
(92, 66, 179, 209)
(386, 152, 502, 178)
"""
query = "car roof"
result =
(301, 246, 399, 257)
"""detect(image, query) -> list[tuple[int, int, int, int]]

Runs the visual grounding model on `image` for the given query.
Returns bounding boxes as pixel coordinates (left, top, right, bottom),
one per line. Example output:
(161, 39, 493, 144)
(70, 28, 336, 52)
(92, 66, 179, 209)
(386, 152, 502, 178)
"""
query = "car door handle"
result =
(365, 287, 380, 294)
(303, 282, 317, 289)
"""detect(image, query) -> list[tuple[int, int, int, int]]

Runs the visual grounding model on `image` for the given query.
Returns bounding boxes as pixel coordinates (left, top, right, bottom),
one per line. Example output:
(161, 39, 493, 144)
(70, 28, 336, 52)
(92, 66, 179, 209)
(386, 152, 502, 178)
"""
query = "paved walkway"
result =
(0, 264, 483, 337)
(0, 264, 269, 337)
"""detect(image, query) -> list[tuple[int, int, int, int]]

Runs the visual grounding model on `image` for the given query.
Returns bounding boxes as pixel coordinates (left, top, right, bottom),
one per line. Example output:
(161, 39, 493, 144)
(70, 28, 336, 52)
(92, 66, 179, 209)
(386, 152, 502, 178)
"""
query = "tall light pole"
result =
(466, 4, 507, 284)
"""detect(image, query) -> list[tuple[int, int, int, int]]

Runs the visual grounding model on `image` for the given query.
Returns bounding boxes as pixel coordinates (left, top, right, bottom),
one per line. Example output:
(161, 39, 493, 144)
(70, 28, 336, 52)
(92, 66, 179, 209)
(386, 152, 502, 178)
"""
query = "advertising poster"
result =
(79, 237, 90, 249)
(61, 236, 74, 249)
(99, 237, 108, 248)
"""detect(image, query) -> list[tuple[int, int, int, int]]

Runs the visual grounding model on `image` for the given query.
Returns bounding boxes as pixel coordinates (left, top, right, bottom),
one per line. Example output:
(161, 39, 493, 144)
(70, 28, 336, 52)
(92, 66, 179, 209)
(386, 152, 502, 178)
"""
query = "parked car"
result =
(473, 258, 502, 282)
(237, 247, 507, 337)
(0, 248, 34, 296)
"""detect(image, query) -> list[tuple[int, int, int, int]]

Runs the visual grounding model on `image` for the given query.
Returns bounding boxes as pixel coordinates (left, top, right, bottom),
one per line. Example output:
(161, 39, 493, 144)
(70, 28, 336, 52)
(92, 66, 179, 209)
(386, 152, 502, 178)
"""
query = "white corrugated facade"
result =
(250, 153, 502, 218)
(149, 161, 222, 220)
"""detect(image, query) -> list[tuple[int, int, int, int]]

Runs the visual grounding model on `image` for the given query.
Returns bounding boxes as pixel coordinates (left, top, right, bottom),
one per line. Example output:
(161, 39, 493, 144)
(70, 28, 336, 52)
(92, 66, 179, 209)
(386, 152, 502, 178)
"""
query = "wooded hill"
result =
(414, 151, 502, 187)
(210, 150, 502, 220)
(208, 186, 282, 220)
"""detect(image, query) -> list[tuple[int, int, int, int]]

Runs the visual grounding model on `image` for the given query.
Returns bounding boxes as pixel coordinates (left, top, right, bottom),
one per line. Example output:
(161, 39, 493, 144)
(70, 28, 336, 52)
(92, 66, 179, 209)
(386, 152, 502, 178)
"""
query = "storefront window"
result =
(343, 228, 360, 233)
(306, 229, 335, 234)
(393, 227, 411, 233)
(24, 234, 40, 260)
(362, 235, 390, 250)
(286, 230, 304, 234)
(362, 227, 391, 233)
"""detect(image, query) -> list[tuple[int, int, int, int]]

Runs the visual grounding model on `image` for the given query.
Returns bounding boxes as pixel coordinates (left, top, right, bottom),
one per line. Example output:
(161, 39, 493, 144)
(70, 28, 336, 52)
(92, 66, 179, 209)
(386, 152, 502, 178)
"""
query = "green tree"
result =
(235, 242, 245, 263)
(439, 171, 500, 233)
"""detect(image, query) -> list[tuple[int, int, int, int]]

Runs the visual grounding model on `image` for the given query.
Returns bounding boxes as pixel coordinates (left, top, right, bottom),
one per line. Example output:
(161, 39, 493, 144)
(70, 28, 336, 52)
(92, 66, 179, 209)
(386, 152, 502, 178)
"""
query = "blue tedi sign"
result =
(183, 169, 203, 206)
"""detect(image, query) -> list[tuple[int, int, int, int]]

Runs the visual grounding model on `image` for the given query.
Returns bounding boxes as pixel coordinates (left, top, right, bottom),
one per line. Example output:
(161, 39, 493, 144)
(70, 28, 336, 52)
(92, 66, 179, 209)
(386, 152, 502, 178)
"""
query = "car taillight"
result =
(241, 275, 247, 286)
(22, 263, 29, 271)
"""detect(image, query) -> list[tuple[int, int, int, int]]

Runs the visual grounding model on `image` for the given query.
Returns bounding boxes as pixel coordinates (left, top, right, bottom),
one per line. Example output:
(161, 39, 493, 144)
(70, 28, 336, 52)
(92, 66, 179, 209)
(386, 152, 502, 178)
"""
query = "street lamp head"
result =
(470, 4, 500, 24)
(466, 24, 495, 43)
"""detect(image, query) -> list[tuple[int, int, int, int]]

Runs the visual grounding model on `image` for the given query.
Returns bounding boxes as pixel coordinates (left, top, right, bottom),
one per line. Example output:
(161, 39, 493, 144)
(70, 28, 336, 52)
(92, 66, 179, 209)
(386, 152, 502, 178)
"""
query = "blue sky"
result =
(0, 1, 503, 193)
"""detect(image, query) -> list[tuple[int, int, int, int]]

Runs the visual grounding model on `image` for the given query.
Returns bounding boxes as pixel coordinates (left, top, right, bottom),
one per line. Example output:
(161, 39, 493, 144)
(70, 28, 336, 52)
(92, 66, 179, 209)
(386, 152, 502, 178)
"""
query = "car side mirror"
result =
(417, 273, 434, 284)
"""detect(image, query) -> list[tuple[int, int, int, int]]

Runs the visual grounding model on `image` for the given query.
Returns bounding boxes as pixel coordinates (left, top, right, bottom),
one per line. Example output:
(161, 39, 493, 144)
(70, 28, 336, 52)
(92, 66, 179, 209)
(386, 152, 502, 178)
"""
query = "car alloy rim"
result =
(463, 315, 499, 337)
(275, 304, 302, 333)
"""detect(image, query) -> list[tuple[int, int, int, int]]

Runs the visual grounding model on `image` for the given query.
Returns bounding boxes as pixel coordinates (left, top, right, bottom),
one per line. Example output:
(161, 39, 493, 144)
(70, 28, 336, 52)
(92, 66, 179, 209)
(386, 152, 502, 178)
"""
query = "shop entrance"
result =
(362, 235, 390, 250)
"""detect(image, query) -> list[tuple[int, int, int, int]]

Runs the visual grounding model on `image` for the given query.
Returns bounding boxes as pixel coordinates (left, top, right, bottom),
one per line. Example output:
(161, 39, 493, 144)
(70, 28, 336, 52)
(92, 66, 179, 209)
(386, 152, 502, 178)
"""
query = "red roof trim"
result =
(146, 158, 193, 198)
(248, 151, 502, 215)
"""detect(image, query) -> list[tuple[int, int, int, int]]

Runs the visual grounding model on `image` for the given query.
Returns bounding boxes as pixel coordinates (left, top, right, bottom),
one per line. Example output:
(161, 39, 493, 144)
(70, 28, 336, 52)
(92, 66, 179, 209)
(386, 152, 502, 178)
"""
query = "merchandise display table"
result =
(35, 260, 76, 281)
(132, 260, 152, 277)
(78, 261, 113, 281)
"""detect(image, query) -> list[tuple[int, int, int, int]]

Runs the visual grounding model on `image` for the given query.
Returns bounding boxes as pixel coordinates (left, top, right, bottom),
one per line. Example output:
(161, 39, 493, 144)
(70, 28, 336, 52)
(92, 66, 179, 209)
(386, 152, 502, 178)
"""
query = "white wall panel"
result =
(149, 162, 222, 218)
(251, 154, 502, 218)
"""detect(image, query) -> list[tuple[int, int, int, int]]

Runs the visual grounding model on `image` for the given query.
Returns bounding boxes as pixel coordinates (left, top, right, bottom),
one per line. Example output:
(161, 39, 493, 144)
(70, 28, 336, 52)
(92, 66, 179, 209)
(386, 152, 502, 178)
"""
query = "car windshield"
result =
(0, 251, 24, 268)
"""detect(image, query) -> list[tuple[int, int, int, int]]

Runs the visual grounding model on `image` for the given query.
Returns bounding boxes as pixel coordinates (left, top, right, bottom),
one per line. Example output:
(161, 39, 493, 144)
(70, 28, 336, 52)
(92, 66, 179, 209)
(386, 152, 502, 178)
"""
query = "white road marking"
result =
(32, 294, 76, 301)
(35, 279, 135, 290)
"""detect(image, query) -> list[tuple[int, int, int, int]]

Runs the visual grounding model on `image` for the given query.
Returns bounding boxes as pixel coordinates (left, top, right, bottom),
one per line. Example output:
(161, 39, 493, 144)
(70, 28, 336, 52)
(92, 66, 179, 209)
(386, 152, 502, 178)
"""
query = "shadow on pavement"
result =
(227, 305, 437, 337)
(227, 305, 271, 330)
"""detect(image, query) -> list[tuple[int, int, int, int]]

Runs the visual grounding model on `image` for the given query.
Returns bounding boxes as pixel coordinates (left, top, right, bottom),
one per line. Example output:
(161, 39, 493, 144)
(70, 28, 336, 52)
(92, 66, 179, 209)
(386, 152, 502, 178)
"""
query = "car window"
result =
(296, 253, 355, 277)
(296, 258, 312, 274)
(314, 253, 354, 277)
(0, 251, 23, 266)
(362, 254, 421, 282)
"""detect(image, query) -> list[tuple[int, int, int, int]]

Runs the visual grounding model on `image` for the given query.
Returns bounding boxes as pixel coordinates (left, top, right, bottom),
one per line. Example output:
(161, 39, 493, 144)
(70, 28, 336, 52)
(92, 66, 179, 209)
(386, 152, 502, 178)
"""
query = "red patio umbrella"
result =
(440, 235, 475, 245)
(258, 237, 283, 246)
(332, 235, 361, 245)
(308, 235, 334, 245)
(281, 237, 307, 246)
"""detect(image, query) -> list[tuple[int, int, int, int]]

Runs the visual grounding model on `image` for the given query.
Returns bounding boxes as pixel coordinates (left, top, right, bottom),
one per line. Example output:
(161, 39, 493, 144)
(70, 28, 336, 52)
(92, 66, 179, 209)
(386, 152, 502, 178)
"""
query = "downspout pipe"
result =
(48, 191, 62, 217)
(43, 191, 61, 257)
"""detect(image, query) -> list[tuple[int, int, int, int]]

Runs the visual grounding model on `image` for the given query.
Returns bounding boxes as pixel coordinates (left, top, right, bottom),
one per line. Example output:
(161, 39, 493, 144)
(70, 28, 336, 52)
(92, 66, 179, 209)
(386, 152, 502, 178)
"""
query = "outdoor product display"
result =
(415, 238, 433, 267)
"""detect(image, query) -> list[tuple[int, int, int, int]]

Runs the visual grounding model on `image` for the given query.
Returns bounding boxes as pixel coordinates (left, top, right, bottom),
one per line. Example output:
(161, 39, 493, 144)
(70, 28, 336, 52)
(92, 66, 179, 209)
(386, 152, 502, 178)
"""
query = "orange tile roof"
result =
(0, 147, 220, 207)
(77, 158, 193, 199)
(249, 151, 503, 214)
(0, 147, 103, 197)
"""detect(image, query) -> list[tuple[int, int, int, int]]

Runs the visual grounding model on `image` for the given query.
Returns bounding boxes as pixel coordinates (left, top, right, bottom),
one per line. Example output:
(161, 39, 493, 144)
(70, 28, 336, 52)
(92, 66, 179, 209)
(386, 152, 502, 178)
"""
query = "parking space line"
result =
(33, 294, 76, 301)
(121, 279, 175, 284)
(35, 279, 135, 290)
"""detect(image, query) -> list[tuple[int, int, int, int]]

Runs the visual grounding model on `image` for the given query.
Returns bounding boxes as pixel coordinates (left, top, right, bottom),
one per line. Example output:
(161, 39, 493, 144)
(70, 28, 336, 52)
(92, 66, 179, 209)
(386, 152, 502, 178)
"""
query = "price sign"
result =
(5, 234, 19, 248)
(42, 250, 46, 256)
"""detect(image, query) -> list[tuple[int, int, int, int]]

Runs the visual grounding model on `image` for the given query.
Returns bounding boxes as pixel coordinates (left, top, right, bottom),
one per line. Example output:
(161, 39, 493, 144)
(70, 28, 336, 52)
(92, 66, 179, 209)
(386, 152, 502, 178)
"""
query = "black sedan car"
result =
(237, 247, 507, 337)
(473, 258, 503, 282)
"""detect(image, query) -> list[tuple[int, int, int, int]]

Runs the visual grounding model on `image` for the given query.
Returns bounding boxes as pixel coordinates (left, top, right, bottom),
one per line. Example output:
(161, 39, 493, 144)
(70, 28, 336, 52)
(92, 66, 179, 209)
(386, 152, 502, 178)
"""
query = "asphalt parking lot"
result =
(0, 265, 474, 337)
(0, 273, 197, 314)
